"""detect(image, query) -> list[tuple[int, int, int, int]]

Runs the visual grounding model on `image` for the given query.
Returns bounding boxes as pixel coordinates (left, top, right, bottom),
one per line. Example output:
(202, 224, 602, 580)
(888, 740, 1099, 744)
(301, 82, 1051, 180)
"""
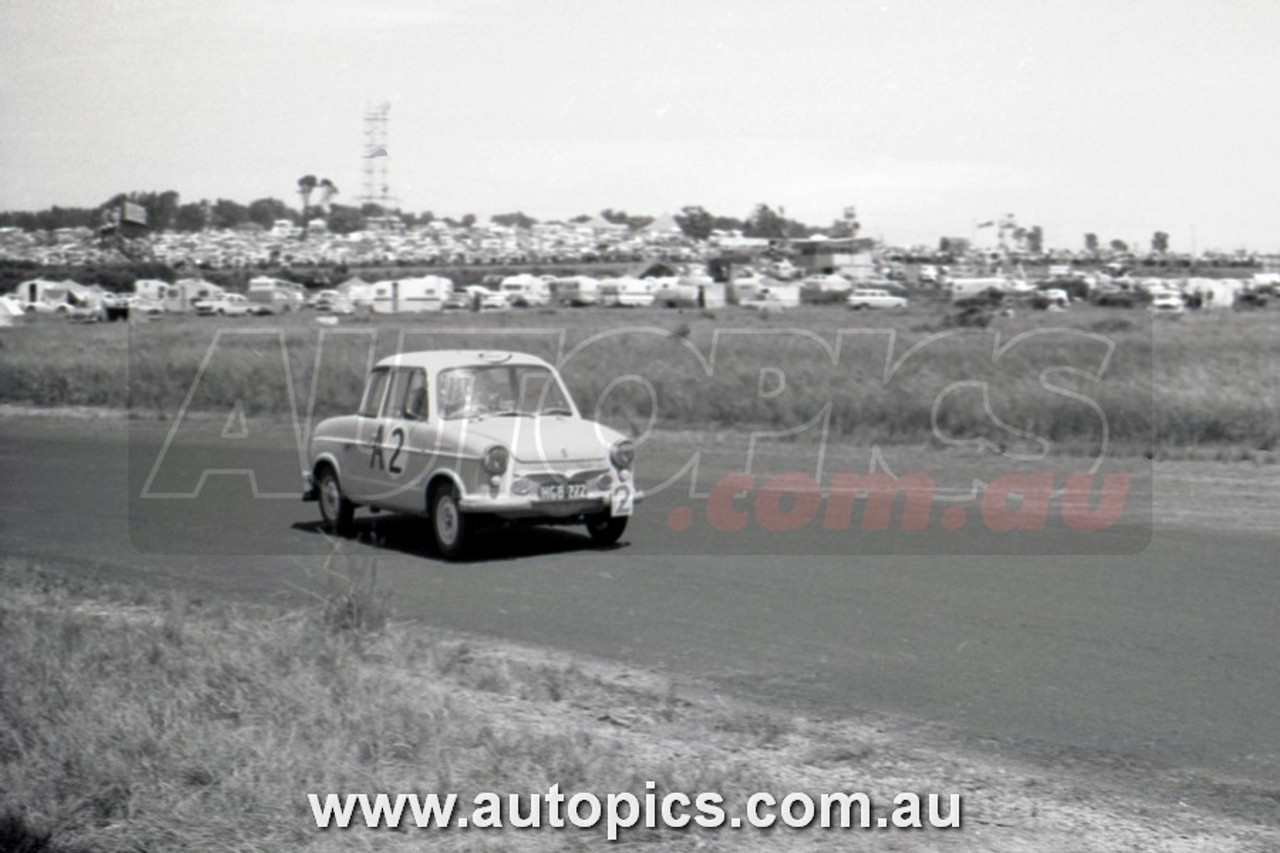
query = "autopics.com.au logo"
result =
(128, 321, 1153, 556)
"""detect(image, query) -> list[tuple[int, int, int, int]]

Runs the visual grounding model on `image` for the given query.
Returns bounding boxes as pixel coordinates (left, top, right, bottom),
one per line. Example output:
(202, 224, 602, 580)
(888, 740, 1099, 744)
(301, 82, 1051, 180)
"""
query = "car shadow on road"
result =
(291, 515, 627, 563)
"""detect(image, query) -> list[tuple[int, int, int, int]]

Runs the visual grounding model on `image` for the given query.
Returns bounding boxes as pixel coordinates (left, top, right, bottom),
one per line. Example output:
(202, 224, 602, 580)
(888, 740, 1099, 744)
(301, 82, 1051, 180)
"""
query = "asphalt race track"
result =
(3, 416, 1278, 803)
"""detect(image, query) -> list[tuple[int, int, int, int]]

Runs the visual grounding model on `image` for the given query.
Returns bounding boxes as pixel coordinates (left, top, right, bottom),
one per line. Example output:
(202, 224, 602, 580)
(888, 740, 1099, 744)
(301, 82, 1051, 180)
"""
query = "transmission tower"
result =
(359, 102, 396, 209)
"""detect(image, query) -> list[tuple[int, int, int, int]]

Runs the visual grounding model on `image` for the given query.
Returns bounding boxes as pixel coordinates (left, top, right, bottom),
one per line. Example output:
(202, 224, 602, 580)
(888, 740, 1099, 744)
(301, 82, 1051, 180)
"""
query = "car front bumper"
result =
(459, 488, 643, 519)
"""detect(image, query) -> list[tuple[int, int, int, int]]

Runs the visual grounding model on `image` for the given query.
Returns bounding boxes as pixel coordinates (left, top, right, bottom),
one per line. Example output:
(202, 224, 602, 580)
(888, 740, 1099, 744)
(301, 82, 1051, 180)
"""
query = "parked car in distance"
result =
(442, 292, 473, 312)
(313, 289, 355, 315)
(478, 292, 509, 312)
(126, 295, 165, 316)
(846, 288, 908, 310)
(1150, 292, 1185, 316)
(303, 350, 639, 558)
(194, 293, 253, 316)
(741, 294, 790, 311)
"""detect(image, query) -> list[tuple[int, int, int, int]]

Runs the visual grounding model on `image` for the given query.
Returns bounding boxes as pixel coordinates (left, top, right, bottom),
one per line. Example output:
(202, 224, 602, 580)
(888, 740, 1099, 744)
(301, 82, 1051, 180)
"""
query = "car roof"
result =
(375, 350, 553, 371)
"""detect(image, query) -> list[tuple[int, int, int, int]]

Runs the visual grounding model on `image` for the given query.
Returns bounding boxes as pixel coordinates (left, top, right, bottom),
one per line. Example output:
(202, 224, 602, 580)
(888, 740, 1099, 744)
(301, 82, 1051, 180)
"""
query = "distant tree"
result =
(569, 214, 592, 224)
(1152, 231, 1170, 253)
(210, 198, 249, 229)
(743, 204, 788, 239)
(1027, 225, 1044, 254)
(173, 202, 207, 232)
(317, 178, 338, 209)
(0, 205, 96, 231)
(297, 175, 318, 236)
(674, 205, 713, 240)
(459, 213, 477, 229)
(326, 205, 365, 234)
(491, 211, 538, 229)
(1085, 233, 1099, 252)
(599, 209, 653, 230)
(1110, 239, 1129, 252)
(248, 197, 294, 230)
(145, 191, 181, 231)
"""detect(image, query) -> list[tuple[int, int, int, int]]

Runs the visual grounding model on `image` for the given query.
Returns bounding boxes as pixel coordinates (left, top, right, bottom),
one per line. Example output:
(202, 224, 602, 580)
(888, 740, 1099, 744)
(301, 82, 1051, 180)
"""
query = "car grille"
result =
(515, 467, 608, 486)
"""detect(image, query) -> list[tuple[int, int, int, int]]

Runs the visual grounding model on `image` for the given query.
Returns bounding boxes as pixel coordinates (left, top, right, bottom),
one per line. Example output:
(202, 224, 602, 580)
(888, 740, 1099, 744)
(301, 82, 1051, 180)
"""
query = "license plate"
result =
(538, 482, 589, 501)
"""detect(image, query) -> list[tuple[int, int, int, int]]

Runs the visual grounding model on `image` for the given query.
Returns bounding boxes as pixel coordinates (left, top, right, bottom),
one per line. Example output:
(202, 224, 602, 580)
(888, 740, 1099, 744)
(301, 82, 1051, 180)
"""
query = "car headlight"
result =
(610, 439, 635, 470)
(482, 445, 509, 475)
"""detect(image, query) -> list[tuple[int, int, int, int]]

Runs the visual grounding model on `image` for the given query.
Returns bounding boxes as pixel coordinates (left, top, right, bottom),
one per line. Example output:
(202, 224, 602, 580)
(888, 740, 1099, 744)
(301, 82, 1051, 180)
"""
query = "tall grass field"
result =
(1, 303, 1277, 455)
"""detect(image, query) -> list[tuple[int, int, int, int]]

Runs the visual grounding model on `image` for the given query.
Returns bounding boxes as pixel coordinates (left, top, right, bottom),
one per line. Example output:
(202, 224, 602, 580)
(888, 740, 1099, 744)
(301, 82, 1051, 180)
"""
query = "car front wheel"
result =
(318, 466, 355, 536)
(431, 483, 467, 559)
(586, 513, 627, 546)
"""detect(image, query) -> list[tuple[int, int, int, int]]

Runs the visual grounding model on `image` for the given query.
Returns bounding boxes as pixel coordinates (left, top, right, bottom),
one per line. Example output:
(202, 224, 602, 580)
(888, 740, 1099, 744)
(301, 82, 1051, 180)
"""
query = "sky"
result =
(2, 0, 1279, 251)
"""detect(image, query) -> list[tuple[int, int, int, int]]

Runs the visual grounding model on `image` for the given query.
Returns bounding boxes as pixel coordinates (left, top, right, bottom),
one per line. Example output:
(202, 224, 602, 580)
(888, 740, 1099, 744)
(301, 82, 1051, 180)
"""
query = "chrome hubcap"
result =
(436, 499, 458, 544)
(322, 478, 339, 518)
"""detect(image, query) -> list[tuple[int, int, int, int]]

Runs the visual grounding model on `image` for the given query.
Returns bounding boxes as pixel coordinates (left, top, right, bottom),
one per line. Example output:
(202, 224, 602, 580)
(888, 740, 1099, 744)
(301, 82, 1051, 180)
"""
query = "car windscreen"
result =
(437, 366, 574, 420)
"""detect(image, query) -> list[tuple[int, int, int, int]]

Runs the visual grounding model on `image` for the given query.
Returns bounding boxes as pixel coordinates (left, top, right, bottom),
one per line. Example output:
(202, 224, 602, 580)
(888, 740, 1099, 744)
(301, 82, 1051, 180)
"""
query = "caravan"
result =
(499, 274, 551, 307)
(948, 277, 1007, 302)
(134, 279, 185, 313)
(13, 279, 106, 318)
(360, 276, 453, 313)
(247, 276, 306, 314)
(168, 278, 225, 312)
(554, 276, 600, 307)
(598, 276, 656, 307)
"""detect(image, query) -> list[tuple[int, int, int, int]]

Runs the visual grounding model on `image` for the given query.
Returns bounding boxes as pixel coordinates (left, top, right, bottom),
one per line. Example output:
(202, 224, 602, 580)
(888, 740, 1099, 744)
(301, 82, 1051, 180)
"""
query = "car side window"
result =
(402, 370, 428, 420)
(381, 369, 412, 419)
(358, 368, 390, 418)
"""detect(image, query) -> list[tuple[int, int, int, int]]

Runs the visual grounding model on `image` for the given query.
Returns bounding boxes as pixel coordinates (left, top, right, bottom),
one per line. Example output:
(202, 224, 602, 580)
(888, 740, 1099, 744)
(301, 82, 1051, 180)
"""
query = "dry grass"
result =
(2, 305, 1277, 454)
(2, 556, 1278, 852)
(1, 305, 1278, 454)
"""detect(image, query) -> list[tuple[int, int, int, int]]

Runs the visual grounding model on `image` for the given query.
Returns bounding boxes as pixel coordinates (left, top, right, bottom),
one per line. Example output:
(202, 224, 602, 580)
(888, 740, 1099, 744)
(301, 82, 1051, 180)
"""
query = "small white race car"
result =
(303, 350, 639, 558)
(846, 288, 908, 310)
(194, 293, 254, 316)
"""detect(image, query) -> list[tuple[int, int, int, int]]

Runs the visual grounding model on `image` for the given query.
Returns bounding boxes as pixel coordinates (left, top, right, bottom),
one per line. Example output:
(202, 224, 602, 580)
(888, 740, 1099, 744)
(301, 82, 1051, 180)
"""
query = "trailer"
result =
(246, 276, 306, 314)
(598, 276, 656, 307)
(359, 276, 453, 313)
(168, 278, 225, 312)
(499, 274, 551, 307)
(12, 279, 106, 318)
(948, 277, 1007, 302)
(133, 279, 185, 313)
(554, 276, 600, 306)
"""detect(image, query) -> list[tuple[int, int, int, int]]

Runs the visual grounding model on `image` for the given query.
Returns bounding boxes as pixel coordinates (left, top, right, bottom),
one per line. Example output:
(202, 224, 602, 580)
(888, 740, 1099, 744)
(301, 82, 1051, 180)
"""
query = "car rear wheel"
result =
(431, 483, 467, 559)
(586, 513, 627, 546)
(317, 466, 355, 536)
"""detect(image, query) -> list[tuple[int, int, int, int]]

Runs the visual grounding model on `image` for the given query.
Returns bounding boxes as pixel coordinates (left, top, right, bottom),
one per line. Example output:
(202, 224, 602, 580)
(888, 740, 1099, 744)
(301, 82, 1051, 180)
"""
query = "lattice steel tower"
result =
(359, 102, 396, 209)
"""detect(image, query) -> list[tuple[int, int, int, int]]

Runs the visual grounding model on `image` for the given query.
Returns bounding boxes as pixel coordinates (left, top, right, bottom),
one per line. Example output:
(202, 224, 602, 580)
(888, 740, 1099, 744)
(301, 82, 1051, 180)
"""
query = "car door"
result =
(342, 366, 391, 503)
(366, 367, 438, 511)
(386, 367, 441, 513)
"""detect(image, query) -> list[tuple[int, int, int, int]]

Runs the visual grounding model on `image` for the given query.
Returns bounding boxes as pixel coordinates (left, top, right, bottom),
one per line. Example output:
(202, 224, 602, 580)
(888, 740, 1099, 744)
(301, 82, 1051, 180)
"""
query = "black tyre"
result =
(317, 466, 355, 536)
(586, 513, 627, 546)
(431, 482, 467, 559)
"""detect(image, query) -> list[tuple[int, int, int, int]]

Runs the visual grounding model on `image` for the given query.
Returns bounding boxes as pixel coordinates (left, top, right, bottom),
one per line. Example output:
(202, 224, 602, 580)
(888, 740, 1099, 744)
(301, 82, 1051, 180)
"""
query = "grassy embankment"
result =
(3, 556, 1277, 853)
(1, 304, 1277, 457)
